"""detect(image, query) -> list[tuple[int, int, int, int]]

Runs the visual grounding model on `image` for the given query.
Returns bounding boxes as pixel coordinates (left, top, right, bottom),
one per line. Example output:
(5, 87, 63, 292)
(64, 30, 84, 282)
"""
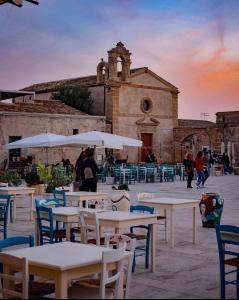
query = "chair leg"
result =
(237, 267, 239, 299)
(220, 267, 226, 299)
(10, 201, 13, 223)
(132, 253, 136, 273)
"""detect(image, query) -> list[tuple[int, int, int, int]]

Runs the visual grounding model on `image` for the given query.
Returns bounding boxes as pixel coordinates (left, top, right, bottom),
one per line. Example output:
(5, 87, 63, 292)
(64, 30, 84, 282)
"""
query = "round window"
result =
(141, 99, 152, 113)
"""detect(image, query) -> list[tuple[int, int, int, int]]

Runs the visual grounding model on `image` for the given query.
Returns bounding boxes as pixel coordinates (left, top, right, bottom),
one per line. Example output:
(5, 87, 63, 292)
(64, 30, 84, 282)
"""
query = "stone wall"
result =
(0, 112, 106, 166)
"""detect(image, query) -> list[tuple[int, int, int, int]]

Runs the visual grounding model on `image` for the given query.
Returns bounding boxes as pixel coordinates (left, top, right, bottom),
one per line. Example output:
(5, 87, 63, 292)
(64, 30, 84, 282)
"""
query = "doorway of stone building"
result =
(141, 133, 153, 162)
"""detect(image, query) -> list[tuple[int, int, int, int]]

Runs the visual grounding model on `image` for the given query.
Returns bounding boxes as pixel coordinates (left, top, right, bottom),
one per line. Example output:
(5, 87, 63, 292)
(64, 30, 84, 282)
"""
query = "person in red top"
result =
(195, 151, 205, 188)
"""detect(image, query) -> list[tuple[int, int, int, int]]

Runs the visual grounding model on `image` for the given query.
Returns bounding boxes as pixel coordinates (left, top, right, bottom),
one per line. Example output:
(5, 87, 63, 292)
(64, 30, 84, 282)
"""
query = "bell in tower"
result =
(107, 42, 131, 82)
(96, 58, 109, 84)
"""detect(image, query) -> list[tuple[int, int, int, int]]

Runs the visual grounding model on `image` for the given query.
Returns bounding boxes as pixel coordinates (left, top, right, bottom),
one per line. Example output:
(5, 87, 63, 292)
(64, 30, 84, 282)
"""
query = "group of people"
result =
(75, 148, 100, 192)
(183, 149, 214, 189)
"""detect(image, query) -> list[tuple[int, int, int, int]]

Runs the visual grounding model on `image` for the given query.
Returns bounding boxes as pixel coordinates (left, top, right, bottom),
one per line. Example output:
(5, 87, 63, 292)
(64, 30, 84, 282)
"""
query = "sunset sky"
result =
(0, 0, 238, 121)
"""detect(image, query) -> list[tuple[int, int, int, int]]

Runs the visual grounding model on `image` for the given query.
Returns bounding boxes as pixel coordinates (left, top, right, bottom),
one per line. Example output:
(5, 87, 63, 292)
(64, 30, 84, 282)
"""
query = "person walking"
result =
(195, 151, 205, 188)
(184, 153, 194, 188)
(202, 151, 209, 187)
(80, 148, 100, 192)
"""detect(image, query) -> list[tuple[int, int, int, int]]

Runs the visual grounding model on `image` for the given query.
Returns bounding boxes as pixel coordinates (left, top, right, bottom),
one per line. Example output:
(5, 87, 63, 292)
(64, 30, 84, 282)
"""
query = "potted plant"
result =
(25, 171, 44, 195)
(0, 170, 22, 187)
(37, 163, 74, 196)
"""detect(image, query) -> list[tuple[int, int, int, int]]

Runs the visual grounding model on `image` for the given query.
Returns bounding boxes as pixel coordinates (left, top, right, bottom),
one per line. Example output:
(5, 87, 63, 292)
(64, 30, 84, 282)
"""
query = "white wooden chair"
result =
(79, 211, 104, 246)
(137, 193, 167, 241)
(0, 253, 28, 299)
(68, 246, 127, 299)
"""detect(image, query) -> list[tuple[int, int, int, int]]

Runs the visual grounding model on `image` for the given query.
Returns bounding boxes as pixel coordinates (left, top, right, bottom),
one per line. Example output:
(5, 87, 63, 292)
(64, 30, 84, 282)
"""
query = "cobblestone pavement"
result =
(7, 174, 239, 299)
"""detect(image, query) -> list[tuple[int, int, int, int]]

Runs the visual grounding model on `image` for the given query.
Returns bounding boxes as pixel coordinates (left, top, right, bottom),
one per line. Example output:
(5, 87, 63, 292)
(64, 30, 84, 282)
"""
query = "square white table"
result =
(65, 192, 108, 207)
(33, 207, 106, 245)
(0, 242, 128, 299)
(139, 198, 199, 248)
(96, 211, 159, 272)
(0, 187, 35, 221)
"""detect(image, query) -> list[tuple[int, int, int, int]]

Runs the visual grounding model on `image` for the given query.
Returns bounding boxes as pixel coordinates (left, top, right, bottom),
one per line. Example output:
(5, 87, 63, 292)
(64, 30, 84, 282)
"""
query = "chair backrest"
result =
(105, 234, 136, 298)
(100, 246, 126, 299)
(216, 225, 239, 266)
(79, 211, 100, 246)
(0, 236, 34, 251)
(36, 206, 54, 245)
(0, 195, 11, 229)
(0, 253, 28, 299)
(35, 197, 59, 208)
(130, 205, 154, 231)
(53, 190, 66, 207)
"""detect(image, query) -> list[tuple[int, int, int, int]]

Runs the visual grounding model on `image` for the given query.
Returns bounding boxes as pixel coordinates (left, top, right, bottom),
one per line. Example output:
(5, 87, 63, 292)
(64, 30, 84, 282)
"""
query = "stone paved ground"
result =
(6, 174, 239, 299)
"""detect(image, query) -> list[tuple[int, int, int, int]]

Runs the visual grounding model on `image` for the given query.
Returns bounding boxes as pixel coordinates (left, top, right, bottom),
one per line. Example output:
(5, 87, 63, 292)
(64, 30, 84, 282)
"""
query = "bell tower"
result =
(107, 42, 131, 82)
(96, 58, 109, 84)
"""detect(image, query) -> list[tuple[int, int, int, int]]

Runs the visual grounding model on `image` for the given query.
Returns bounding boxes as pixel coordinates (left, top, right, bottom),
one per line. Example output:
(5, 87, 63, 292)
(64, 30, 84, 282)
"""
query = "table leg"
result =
(30, 193, 34, 221)
(13, 194, 17, 221)
(150, 224, 156, 273)
(170, 208, 175, 249)
(66, 223, 71, 241)
(55, 272, 68, 299)
(193, 206, 196, 244)
(165, 209, 169, 242)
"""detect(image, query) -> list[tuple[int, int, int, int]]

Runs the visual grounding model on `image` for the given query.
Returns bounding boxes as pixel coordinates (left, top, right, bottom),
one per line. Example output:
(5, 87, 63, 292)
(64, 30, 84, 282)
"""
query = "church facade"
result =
(2, 42, 236, 166)
(22, 42, 179, 163)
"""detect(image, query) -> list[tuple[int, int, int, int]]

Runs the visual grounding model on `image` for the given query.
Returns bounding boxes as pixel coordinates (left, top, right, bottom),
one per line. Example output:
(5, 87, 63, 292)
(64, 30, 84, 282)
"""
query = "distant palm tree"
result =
(52, 86, 94, 114)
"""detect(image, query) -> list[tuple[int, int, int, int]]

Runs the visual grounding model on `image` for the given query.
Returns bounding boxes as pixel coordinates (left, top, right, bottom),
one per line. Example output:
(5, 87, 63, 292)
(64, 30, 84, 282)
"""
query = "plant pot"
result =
(29, 184, 45, 195)
(106, 177, 115, 185)
(233, 167, 239, 175)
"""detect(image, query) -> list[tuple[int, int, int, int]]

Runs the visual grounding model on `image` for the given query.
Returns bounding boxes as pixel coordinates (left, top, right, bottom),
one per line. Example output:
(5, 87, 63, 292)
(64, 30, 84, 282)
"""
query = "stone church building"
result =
(0, 42, 238, 166)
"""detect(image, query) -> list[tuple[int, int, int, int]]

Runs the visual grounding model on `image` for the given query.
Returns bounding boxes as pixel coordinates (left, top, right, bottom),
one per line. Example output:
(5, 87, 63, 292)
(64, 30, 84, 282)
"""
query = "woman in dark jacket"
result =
(184, 153, 194, 188)
(80, 149, 100, 192)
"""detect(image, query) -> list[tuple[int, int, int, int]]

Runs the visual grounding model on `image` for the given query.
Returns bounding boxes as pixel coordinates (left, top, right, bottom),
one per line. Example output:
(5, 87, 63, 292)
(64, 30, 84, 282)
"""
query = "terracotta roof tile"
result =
(22, 68, 146, 93)
(0, 100, 87, 115)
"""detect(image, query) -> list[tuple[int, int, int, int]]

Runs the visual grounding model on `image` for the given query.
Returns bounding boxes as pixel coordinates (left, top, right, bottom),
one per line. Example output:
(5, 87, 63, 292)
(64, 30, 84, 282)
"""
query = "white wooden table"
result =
(65, 192, 108, 207)
(0, 242, 128, 299)
(0, 187, 35, 221)
(33, 207, 106, 245)
(96, 211, 159, 272)
(139, 198, 199, 248)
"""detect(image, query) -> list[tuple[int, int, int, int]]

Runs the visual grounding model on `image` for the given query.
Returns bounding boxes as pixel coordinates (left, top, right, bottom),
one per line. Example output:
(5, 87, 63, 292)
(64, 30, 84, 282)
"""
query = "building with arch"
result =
(2, 42, 237, 165)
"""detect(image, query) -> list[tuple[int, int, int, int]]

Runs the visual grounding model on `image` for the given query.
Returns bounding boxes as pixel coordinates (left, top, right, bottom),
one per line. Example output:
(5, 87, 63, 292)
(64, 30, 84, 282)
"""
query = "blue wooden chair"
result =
(0, 235, 34, 250)
(0, 195, 11, 239)
(36, 206, 66, 245)
(215, 224, 239, 299)
(125, 205, 154, 272)
(53, 190, 66, 207)
(0, 235, 55, 298)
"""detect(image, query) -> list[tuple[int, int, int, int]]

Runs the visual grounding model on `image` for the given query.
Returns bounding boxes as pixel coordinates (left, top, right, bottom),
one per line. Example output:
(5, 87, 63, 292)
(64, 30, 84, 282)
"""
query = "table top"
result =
(139, 197, 199, 205)
(65, 192, 108, 197)
(33, 207, 107, 216)
(97, 211, 159, 222)
(0, 187, 35, 192)
(1, 242, 114, 271)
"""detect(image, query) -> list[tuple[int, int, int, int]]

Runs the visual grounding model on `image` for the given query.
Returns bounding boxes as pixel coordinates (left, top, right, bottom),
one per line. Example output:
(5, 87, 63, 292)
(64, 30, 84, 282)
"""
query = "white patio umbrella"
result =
(3, 133, 68, 164)
(59, 131, 142, 149)
(4, 133, 67, 150)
